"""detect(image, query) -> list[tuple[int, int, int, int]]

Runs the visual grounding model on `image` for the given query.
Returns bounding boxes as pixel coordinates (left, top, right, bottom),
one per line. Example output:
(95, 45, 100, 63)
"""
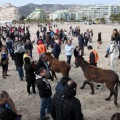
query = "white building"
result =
(76, 4, 120, 21)
(26, 8, 48, 20)
(0, 3, 21, 21)
(49, 9, 77, 22)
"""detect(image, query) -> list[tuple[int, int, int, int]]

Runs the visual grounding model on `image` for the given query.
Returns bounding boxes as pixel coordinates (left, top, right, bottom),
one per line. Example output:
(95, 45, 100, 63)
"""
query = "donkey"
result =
(75, 56, 120, 105)
(45, 53, 71, 80)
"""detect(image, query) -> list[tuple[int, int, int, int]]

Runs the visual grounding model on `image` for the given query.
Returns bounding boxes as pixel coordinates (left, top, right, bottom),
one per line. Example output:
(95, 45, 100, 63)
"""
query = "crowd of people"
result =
(0, 23, 120, 120)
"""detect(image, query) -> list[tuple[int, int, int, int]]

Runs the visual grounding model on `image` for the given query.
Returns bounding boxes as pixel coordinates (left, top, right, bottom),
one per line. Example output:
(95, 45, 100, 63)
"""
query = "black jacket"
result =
(35, 58, 48, 75)
(78, 35, 84, 46)
(36, 76, 52, 98)
(13, 52, 24, 67)
(24, 64, 35, 83)
(24, 43, 33, 52)
(89, 52, 97, 66)
(53, 43, 61, 56)
(50, 88, 83, 120)
(74, 49, 79, 58)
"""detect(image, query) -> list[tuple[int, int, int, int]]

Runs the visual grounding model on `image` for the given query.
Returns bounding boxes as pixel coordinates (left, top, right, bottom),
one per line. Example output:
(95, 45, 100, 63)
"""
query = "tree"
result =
(100, 17, 106, 23)
(12, 20, 17, 24)
(110, 14, 120, 24)
(82, 16, 87, 23)
(55, 18, 59, 22)
(20, 15, 26, 20)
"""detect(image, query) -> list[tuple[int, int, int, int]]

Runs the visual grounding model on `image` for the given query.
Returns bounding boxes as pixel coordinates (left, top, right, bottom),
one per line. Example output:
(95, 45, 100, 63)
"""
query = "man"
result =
(24, 39, 33, 57)
(35, 53, 52, 80)
(87, 45, 101, 89)
(37, 41, 47, 56)
(52, 40, 61, 59)
(13, 43, 25, 81)
(50, 80, 84, 120)
(6, 36, 13, 57)
(36, 30, 40, 40)
(87, 45, 99, 66)
(78, 33, 85, 56)
(36, 67, 52, 120)
(84, 29, 90, 46)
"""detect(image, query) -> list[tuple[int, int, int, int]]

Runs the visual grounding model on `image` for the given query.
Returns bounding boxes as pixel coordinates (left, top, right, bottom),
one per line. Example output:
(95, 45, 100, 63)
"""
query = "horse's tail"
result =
(115, 75, 119, 95)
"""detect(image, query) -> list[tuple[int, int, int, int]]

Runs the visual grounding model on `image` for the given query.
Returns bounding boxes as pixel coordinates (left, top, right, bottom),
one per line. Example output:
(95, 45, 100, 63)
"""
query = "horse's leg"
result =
(54, 72, 58, 80)
(105, 82, 118, 105)
(81, 80, 88, 89)
(51, 70, 55, 81)
(105, 90, 114, 101)
(87, 81, 94, 95)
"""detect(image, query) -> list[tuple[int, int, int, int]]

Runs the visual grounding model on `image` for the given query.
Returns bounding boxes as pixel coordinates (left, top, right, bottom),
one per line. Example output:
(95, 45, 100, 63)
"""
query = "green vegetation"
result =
(110, 14, 120, 23)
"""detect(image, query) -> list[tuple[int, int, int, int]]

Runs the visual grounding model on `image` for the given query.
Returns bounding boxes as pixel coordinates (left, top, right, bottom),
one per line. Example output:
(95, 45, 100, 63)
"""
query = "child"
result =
(74, 46, 80, 67)
(1, 46, 9, 79)
(24, 57, 36, 95)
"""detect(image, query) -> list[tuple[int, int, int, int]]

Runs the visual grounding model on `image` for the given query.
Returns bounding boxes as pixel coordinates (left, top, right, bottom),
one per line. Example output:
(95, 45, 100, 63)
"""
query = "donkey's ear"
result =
(80, 55, 84, 60)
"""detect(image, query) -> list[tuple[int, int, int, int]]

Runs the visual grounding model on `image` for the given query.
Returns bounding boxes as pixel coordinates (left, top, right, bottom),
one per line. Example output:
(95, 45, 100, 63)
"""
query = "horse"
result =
(44, 53, 71, 80)
(109, 41, 119, 70)
(75, 56, 120, 105)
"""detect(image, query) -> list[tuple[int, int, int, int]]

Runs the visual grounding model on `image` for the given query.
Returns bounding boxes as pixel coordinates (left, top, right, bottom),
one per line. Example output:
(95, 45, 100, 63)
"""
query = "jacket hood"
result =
(15, 44, 25, 53)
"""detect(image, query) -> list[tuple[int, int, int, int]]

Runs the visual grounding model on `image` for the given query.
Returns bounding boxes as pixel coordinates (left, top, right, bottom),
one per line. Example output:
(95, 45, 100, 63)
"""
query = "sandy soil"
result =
(1, 23, 120, 120)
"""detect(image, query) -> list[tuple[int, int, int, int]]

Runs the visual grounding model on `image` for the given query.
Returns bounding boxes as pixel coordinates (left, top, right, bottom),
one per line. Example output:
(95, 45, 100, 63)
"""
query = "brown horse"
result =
(45, 53, 71, 80)
(75, 56, 120, 105)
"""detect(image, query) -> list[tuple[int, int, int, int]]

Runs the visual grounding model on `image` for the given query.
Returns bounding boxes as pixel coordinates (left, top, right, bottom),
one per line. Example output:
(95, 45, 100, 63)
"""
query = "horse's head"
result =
(45, 52, 54, 62)
(109, 41, 118, 53)
(74, 56, 84, 67)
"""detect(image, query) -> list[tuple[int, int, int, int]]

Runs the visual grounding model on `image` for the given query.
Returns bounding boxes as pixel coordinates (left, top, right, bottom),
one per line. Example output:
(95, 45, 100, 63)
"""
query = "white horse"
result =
(109, 41, 119, 70)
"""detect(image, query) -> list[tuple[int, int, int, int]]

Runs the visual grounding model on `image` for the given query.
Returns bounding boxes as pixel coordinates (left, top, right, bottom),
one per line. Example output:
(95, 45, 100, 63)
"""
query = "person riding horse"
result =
(105, 39, 119, 58)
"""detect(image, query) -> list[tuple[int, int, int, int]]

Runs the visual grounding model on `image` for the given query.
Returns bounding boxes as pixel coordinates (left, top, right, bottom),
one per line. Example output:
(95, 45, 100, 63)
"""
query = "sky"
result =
(0, 0, 120, 7)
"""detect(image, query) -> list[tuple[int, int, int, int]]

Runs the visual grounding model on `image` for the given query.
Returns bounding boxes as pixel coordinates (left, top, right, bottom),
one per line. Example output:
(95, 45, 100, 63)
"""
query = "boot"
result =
(105, 53, 109, 58)
(2, 71, 6, 79)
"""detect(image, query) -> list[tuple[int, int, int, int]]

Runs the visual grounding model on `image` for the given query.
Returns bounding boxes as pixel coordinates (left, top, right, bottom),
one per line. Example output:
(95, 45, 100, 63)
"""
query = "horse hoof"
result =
(81, 87, 84, 89)
(105, 98, 110, 101)
(91, 92, 94, 95)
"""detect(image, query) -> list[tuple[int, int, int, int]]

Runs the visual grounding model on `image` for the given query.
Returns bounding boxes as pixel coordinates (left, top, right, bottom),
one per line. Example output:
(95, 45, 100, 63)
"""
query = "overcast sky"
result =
(0, 0, 120, 7)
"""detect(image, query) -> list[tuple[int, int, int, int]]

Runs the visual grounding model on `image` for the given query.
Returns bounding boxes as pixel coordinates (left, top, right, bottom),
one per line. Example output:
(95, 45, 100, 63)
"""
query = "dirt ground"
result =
(1, 23, 120, 120)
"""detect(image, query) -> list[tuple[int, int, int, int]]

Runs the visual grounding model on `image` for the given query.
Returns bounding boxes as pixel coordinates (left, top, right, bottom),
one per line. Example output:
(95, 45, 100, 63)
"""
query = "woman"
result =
(0, 91, 18, 114)
(65, 40, 74, 64)
(1, 46, 9, 79)
(111, 29, 120, 44)
(97, 32, 102, 49)
(0, 91, 22, 120)
(24, 57, 36, 95)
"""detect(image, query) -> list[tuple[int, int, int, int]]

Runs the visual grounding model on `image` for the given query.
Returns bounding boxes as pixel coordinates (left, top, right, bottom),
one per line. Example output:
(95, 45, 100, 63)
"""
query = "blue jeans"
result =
(16, 66, 24, 79)
(8, 48, 13, 56)
(106, 45, 110, 54)
(40, 96, 52, 120)
(66, 55, 72, 64)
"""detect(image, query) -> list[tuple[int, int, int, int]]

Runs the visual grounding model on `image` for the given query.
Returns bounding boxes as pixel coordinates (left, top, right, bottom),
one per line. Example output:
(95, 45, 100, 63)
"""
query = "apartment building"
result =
(76, 4, 120, 21)
(0, 3, 21, 21)
(26, 8, 48, 20)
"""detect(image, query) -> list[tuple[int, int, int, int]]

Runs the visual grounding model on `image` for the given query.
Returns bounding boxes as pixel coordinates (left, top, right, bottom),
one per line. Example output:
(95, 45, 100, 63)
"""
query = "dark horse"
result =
(45, 53, 71, 80)
(75, 56, 120, 105)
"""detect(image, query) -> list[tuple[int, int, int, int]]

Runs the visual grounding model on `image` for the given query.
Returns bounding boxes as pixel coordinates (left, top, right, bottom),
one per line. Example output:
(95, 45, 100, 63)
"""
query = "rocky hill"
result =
(18, 3, 85, 17)
(18, 3, 66, 17)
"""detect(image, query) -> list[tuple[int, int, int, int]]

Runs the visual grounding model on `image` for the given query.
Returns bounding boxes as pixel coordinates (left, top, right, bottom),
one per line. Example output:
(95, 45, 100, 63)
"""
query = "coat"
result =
(78, 35, 84, 46)
(24, 64, 35, 83)
(53, 43, 61, 56)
